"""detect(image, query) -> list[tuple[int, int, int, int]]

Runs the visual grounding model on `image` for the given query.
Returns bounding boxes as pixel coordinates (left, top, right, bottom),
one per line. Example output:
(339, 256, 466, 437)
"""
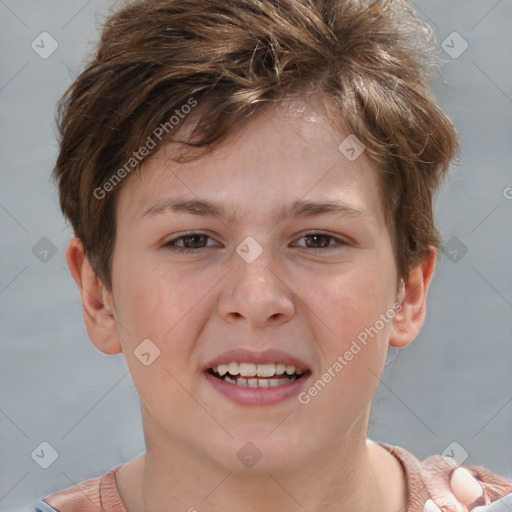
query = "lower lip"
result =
(204, 371, 311, 406)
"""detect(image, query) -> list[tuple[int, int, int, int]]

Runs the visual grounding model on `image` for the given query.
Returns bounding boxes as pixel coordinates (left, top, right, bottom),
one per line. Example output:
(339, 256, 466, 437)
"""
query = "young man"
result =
(17, 0, 512, 511)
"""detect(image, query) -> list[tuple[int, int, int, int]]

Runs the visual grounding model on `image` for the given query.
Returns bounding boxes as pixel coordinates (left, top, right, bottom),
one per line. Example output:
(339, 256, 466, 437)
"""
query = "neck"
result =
(116, 419, 407, 512)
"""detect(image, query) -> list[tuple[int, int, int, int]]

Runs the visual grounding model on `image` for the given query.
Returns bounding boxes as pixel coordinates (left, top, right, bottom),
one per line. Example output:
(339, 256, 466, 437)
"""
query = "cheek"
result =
(313, 264, 391, 342)
(112, 257, 221, 374)
(111, 264, 210, 416)
(113, 254, 199, 332)
(308, 256, 395, 409)
(303, 272, 392, 405)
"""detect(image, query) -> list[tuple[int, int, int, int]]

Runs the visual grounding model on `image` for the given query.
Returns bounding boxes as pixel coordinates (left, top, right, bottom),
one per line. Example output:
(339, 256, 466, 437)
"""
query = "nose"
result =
(216, 245, 295, 329)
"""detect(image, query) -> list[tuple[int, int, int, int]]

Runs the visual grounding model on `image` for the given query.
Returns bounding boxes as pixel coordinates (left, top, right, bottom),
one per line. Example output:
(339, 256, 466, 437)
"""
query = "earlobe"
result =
(65, 237, 122, 355)
(388, 247, 437, 348)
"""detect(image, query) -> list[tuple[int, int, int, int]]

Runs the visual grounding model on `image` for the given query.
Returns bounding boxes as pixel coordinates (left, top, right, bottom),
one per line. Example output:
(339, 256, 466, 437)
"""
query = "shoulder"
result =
(379, 442, 512, 512)
(419, 451, 512, 508)
(14, 464, 125, 512)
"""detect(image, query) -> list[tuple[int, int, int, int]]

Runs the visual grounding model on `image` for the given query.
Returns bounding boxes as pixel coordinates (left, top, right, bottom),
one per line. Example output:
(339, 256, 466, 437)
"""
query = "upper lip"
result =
(203, 348, 310, 372)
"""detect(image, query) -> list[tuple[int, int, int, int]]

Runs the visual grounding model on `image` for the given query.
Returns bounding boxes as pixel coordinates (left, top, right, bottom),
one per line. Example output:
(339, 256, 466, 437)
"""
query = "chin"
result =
(205, 428, 305, 473)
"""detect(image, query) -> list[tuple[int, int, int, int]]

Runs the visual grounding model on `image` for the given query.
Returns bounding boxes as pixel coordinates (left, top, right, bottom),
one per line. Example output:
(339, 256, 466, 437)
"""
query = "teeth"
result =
(256, 363, 275, 377)
(227, 362, 239, 375)
(217, 364, 228, 376)
(239, 362, 257, 377)
(275, 363, 286, 375)
(247, 378, 258, 388)
(285, 365, 295, 375)
(221, 375, 298, 388)
(211, 362, 306, 377)
(224, 375, 236, 385)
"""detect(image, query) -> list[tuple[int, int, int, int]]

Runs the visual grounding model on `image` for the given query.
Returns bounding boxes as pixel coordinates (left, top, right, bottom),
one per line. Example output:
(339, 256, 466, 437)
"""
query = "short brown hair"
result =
(53, 0, 459, 291)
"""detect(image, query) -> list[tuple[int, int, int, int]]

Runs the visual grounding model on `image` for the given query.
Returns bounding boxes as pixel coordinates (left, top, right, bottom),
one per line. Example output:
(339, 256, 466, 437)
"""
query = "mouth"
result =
(206, 362, 309, 388)
(203, 349, 312, 407)
(203, 349, 312, 405)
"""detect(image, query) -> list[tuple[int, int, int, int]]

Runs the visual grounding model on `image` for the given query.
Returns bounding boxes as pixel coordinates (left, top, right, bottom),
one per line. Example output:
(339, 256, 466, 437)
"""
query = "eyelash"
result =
(162, 231, 348, 254)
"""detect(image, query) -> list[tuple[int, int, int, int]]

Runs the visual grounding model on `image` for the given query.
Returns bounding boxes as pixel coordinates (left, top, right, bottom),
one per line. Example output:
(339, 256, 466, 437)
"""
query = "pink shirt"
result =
(34, 443, 512, 512)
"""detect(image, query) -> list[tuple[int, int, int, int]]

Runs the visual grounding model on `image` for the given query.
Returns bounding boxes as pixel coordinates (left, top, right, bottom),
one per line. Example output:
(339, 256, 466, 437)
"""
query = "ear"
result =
(388, 247, 437, 348)
(65, 237, 122, 355)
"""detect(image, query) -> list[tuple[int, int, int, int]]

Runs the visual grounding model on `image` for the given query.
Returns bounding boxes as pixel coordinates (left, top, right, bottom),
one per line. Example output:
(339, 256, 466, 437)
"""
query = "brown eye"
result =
(303, 234, 332, 248)
(179, 234, 209, 248)
(163, 232, 218, 253)
(295, 232, 347, 249)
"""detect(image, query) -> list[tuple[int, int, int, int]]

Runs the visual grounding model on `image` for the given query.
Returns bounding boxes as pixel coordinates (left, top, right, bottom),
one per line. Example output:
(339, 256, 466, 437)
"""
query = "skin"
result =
(65, 95, 439, 512)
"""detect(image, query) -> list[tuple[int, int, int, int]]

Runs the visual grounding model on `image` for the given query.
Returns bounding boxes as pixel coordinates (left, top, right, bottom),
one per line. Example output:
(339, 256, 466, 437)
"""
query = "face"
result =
(106, 96, 402, 473)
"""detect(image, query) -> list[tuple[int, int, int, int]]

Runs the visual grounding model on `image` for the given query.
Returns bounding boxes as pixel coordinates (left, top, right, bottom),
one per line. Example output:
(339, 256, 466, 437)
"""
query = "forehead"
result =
(117, 96, 385, 226)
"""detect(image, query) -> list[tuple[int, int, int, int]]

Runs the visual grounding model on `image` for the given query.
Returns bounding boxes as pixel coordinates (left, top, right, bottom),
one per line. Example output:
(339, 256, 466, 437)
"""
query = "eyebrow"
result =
(140, 198, 368, 223)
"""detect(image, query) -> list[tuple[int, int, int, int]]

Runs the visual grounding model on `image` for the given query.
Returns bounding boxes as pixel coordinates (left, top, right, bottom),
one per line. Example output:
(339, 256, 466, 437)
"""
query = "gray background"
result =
(1, 0, 511, 509)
